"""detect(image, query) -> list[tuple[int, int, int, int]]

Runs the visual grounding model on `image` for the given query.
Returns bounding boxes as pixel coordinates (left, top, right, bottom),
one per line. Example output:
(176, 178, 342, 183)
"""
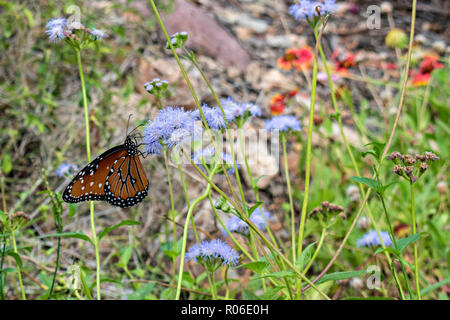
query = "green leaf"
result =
(98, 220, 140, 241)
(117, 245, 133, 269)
(0, 210, 6, 223)
(397, 232, 423, 253)
(239, 261, 269, 274)
(259, 286, 284, 300)
(254, 270, 295, 280)
(421, 277, 450, 297)
(343, 296, 394, 300)
(295, 241, 317, 271)
(316, 270, 369, 284)
(247, 202, 264, 217)
(68, 203, 77, 218)
(127, 282, 155, 300)
(40, 231, 92, 244)
(242, 289, 259, 300)
(7, 250, 22, 269)
(374, 246, 399, 256)
(1, 153, 12, 174)
(350, 176, 379, 191)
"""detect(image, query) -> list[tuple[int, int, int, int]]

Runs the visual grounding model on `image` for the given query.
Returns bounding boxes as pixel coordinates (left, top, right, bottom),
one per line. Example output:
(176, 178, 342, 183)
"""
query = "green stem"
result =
(76, 48, 101, 300)
(207, 271, 218, 300)
(163, 149, 177, 298)
(379, 193, 409, 299)
(238, 127, 260, 201)
(175, 168, 217, 299)
(48, 236, 61, 298)
(11, 231, 26, 300)
(177, 163, 200, 244)
(410, 182, 421, 300)
(148, 0, 242, 211)
(0, 235, 6, 300)
(281, 134, 296, 261)
(303, 0, 417, 291)
(303, 228, 327, 275)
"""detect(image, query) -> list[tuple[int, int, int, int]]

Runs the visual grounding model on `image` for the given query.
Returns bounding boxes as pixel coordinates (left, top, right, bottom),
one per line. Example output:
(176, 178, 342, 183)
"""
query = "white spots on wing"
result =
(98, 183, 102, 188)
(90, 181, 94, 187)
(81, 186, 85, 190)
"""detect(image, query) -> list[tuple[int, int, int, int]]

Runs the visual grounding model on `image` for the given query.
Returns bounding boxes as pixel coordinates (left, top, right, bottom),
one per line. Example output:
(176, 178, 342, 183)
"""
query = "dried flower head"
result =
(346, 185, 361, 202)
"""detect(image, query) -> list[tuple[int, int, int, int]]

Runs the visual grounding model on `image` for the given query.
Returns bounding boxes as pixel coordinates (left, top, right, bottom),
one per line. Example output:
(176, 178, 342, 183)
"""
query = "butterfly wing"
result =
(104, 153, 149, 207)
(63, 145, 128, 203)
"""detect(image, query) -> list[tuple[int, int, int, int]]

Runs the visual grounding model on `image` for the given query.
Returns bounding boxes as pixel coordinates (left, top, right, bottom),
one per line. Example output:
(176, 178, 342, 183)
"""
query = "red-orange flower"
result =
(412, 55, 444, 86)
(419, 55, 444, 74)
(412, 72, 431, 86)
(332, 49, 356, 74)
(269, 93, 286, 115)
(277, 47, 313, 71)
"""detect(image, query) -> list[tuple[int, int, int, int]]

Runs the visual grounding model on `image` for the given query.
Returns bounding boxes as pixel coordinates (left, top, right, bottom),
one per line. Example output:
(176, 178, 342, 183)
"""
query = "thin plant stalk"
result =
(303, 0, 417, 290)
(11, 231, 25, 300)
(163, 148, 177, 296)
(296, 21, 325, 298)
(281, 133, 296, 261)
(302, 227, 327, 274)
(147, 0, 242, 211)
(316, 32, 395, 269)
(175, 167, 218, 299)
(238, 127, 260, 201)
(410, 182, 421, 299)
(188, 158, 330, 298)
(76, 48, 101, 300)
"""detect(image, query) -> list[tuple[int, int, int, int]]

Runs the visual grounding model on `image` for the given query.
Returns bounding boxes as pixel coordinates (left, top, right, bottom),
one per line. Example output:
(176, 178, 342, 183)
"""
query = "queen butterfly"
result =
(62, 135, 149, 208)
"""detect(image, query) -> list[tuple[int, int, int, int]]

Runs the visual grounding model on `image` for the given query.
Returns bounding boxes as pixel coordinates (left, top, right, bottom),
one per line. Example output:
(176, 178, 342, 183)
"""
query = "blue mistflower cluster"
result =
(194, 98, 261, 130)
(223, 207, 272, 236)
(357, 230, 393, 248)
(56, 163, 78, 177)
(289, 0, 337, 21)
(185, 239, 239, 268)
(143, 107, 196, 154)
(45, 17, 107, 43)
(45, 18, 67, 42)
(264, 115, 301, 132)
(192, 147, 238, 174)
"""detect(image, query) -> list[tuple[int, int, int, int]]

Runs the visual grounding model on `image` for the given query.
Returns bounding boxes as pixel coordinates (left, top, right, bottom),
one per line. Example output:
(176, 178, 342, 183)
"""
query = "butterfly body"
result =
(63, 136, 149, 208)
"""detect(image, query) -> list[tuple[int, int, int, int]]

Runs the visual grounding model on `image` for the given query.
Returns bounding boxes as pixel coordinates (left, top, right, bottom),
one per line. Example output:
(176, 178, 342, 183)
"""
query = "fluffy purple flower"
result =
(357, 230, 393, 248)
(223, 208, 272, 236)
(89, 28, 107, 40)
(185, 239, 239, 267)
(264, 115, 301, 132)
(45, 17, 67, 42)
(289, 0, 337, 20)
(221, 97, 262, 123)
(192, 147, 238, 174)
(143, 106, 196, 154)
(56, 163, 78, 177)
(193, 105, 228, 130)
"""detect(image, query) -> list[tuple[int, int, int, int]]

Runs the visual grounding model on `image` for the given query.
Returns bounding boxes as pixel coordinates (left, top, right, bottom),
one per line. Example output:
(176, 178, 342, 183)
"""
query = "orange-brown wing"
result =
(63, 146, 127, 204)
(104, 154, 149, 207)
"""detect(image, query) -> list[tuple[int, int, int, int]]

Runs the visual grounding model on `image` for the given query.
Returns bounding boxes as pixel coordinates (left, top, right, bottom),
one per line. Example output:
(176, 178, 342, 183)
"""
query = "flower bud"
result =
(166, 31, 188, 49)
(385, 28, 408, 49)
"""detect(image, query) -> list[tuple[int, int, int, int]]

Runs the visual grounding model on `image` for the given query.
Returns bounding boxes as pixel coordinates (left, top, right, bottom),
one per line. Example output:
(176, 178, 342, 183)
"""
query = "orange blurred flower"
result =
(269, 89, 299, 115)
(332, 49, 356, 74)
(269, 94, 286, 115)
(412, 55, 444, 86)
(277, 47, 313, 71)
(419, 55, 444, 74)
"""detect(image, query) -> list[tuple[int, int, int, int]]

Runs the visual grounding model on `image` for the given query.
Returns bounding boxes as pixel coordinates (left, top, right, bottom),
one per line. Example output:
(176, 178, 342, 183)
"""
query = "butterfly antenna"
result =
(125, 114, 133, 139)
